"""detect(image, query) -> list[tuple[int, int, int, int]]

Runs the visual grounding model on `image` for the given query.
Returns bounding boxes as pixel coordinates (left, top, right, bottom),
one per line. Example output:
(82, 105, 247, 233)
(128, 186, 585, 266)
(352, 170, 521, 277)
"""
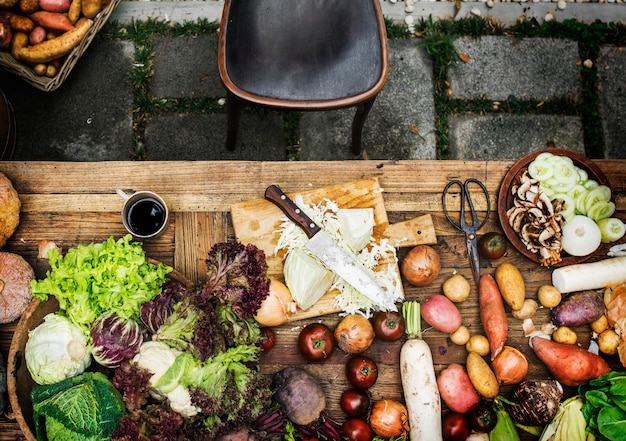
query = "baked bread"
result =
(0, 172, 20, 248)
(0, 252, 34, 324)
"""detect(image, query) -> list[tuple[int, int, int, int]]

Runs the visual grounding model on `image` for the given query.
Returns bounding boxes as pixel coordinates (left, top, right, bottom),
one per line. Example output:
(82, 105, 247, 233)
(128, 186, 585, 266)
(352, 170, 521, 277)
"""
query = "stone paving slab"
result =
(597, 45, 626, 159)
(449, 36, 581, 101)
(448, 114, 585, 160)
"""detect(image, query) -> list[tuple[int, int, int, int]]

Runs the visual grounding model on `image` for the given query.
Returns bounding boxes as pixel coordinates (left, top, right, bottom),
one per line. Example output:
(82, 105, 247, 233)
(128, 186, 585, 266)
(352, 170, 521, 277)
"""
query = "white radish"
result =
(552, 256, 626, 293)
(400, 301, 443, 441)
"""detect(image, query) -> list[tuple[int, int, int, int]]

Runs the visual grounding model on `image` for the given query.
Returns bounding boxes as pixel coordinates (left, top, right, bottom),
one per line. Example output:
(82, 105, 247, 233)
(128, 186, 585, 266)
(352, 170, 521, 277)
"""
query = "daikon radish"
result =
(400, 301, 442, 441)
(552, 256, 626, 293)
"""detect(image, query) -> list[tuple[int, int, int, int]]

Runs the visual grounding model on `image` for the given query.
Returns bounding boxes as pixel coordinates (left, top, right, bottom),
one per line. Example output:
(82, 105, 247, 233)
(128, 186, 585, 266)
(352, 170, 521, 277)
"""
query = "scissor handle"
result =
(442, 178, 491, 232)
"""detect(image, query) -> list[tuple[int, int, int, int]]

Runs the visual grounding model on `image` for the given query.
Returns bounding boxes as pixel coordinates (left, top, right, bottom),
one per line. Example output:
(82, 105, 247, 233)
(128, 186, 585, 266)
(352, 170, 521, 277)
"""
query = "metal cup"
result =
(117, 189, 169, 239)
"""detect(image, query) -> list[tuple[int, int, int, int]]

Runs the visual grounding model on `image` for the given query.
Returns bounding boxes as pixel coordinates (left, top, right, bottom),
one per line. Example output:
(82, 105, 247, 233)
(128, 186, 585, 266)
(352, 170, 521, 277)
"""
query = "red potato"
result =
(421, 294, 462, 333)
(29, 26, 47, 45)
(29, 11, 75, 32)
(530, 335, 611, 386)
(437, 363, 481, 414)
(479, 274, 508, 360)
(39, 0, 71, 12)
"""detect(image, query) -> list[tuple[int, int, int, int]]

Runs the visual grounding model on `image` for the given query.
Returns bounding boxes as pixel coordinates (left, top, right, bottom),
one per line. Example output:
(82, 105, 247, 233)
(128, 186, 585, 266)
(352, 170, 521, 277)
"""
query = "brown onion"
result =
(491, 346, 529, 385)
(254, 279, 297, 326)
(369, 399, 410, 438)
(401, 245, 441, 286)
(334, 314, 375, 354)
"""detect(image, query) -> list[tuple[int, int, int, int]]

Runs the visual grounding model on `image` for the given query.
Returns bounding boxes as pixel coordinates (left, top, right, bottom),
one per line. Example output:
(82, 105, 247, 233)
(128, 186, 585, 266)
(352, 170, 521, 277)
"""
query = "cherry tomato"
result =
(297, 323, 335, 362)
(340, 388, 371, 417)
(478, 232, 507, 260)
(345, 355, 378, 389)
(259, 327, 275, 351)
(466, 401, 497, 433)
(442, 412, 471, 441)
(372, 310, 406, 342)
(342, 418, 374, 441)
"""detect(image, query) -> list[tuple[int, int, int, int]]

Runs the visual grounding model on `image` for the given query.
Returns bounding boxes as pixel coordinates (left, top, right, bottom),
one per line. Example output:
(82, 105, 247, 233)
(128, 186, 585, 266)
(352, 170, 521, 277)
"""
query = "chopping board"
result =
(230, 178, 437, 321)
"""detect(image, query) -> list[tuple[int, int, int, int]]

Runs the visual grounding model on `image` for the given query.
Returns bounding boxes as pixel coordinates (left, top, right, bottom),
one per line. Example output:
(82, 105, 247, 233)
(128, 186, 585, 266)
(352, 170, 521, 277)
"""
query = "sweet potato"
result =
(437, 363, 481, 413)
(9, 14, 34, 33)
(39, 0, 71, 12)
(466, 351, 499, 399)
(81, 0, 101, 18)
(551, 290, 605, 327)
(479, 274, 508, 360)
(29, 11, 75, 32)
(494, 263, 525, 311)
(529, 335, 611, 386)
(18, 17, 91, 63)
(421, 294, 462, 334)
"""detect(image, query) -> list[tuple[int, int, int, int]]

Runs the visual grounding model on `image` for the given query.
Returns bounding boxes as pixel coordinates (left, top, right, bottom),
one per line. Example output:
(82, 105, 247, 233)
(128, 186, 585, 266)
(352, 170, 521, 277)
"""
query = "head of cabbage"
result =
(25, 312, 92, 385)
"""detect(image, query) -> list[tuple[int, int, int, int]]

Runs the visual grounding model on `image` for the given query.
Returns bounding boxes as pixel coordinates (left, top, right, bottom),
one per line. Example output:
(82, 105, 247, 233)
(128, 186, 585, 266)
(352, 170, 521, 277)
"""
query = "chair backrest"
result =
(218, 0, 389, 108)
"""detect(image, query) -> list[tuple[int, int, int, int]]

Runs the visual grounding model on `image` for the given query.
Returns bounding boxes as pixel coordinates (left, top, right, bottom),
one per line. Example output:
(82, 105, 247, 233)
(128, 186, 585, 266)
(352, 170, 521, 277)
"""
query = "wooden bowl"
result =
(498, 148, 610, 267)
(7, 262, 193, 441)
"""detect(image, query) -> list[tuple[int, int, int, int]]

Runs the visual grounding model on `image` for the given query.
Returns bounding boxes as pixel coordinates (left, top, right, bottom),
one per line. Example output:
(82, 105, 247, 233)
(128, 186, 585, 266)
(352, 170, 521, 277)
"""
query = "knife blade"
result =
(265, 185, 397, 311)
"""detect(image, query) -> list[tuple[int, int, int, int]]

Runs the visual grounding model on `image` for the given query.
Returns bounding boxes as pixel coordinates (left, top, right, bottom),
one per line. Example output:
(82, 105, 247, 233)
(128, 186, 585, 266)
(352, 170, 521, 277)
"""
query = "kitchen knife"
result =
(265, 185, 397, 312)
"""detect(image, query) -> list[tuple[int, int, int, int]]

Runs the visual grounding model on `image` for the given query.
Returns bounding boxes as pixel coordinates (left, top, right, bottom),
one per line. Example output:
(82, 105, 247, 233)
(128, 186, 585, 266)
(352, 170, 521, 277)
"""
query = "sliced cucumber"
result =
(597, 217, 626, 243)
(587, 201, 615, 221)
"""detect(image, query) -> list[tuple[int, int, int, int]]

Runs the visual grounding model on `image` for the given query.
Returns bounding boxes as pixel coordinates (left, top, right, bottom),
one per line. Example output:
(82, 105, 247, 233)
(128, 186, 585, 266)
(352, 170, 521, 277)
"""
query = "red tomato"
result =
(303, 438, 319, 441)
(259, 327, 275, 351)
(442, 412, 471, 441)
(342, 418, 374, 441)
(345, 355, 378, 389)
(340, 388, 371, 417)
(372, 310, 406, 341)
(297, 323, 335, 362)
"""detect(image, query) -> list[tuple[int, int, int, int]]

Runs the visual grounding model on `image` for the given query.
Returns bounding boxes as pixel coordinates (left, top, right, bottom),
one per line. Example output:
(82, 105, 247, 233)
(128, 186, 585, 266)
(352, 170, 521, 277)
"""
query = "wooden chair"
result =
(217, 0, 389, 155)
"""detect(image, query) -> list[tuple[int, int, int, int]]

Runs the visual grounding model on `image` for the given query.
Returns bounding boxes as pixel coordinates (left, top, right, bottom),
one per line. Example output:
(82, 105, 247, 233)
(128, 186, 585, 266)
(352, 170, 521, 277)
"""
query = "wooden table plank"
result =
(0, 160, 624, 441)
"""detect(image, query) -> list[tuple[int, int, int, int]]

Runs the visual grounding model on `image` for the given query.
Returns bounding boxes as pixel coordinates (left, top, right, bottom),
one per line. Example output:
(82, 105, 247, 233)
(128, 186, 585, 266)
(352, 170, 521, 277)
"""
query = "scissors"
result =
(442, 178, 491, 285)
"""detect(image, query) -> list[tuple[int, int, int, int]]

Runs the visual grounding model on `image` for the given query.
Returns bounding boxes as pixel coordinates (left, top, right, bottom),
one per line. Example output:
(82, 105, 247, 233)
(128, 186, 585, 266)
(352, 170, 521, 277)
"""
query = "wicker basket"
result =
(0, 0, 121, 92)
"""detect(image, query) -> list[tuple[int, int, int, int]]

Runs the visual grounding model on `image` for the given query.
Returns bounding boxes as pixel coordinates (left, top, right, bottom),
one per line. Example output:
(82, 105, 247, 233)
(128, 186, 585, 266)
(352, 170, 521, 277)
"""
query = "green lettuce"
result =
(31, 372, 126, 441)
(31, 235, 172, 334)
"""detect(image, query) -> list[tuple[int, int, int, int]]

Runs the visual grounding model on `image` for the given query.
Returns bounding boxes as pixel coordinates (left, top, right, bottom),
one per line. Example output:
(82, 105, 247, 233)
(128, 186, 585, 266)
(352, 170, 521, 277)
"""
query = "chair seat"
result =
(221, 0, 386, 107)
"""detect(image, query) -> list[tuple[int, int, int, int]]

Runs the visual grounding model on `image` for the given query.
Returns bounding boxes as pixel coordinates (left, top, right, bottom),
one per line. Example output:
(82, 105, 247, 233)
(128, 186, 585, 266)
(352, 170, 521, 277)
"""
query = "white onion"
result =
(561, 215, 602, 257)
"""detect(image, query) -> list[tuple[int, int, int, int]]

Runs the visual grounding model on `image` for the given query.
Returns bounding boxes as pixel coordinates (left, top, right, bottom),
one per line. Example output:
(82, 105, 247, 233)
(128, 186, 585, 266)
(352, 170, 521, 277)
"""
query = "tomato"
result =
(442, 412, 470, 441)
(259, 327, 275, 351)
(466, 401, 497, 433)
(297, 323, 335, 362)
(478, 232, 507, 260)
(342, 418, 374, 441)
(303, 438, 320, 441)
(372, 310, 406, 342)
(345, 355, 378, 389)
(340, 388, 371, 417)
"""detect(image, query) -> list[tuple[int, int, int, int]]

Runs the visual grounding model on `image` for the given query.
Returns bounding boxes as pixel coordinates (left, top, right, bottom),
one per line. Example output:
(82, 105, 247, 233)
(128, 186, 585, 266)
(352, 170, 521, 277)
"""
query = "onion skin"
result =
(401, 245, 441, 287)
(490, 346, 529, 385)
(254, 279, 296, 327)
(334, 314, 375, 354)
(369, 399, 410, 438)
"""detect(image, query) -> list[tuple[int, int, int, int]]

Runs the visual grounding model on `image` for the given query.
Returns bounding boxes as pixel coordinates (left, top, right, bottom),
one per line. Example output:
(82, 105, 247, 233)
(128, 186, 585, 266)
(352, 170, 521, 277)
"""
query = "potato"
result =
(81, 0, 102, 18)
(420, 294, 462, 333)
(552, 326, 577, 345)
(29, 26, 47, 46)
(512, 298, 539, 320)
(450, 325, 470, 345)
(443, 274, 471, 302)
(598, 329, 619, 355)
(437, 363, 480, 413)
(19, 0, 39, 14)
(9, 14, 34, 33)
(538, 285, 561, 308)
(466, 335, 490, 357)
(39, 0, 71, 13)
(591, 315, 608, 334)
(551, 290, 605, 327)
(495, 263, 526, 311)
(466, 351, 499, 399)
(10, 31, 28, 60)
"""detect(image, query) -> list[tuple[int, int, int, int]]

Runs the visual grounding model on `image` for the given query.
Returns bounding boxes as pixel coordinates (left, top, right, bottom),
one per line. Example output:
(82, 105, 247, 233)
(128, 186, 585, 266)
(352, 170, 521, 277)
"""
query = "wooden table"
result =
(1, 160, 624, 440)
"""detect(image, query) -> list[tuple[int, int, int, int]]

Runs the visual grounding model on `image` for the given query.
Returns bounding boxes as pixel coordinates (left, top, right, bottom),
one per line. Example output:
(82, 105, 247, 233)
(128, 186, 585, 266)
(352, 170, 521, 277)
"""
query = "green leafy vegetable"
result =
(31, 372, 126, 441)
(31, 235, 172, 334)
(579, 371, 626, 441)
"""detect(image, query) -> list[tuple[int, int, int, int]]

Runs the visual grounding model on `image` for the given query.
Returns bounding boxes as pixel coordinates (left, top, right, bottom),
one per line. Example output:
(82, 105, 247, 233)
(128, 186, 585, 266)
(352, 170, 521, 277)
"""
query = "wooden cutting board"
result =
(230, 178, 437, 321)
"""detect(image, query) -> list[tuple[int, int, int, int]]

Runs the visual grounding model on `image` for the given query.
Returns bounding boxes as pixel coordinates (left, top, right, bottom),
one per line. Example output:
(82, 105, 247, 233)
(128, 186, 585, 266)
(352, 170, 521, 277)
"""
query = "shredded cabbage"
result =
(274, 195, 403, 317)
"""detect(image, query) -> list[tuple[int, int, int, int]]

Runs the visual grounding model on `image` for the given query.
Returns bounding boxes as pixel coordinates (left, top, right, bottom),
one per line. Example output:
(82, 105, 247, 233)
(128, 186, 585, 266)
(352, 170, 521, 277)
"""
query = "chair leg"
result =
(351, 96, 377, 156)
(225, 92, 242, 151)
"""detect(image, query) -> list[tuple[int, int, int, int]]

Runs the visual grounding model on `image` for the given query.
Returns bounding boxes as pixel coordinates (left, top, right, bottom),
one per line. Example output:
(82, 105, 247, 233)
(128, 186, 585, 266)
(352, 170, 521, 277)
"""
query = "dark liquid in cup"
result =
(127, 198, 165, 236)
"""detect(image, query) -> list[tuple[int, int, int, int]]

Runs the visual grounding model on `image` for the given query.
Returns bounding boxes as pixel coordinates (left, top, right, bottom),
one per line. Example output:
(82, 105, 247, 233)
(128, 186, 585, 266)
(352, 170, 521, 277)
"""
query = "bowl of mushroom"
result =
(498, 148, 612, 267)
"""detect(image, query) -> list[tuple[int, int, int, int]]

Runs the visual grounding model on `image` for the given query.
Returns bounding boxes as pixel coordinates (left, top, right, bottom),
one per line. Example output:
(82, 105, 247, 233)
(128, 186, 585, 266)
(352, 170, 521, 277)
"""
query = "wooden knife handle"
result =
(264, 185, 321, 239)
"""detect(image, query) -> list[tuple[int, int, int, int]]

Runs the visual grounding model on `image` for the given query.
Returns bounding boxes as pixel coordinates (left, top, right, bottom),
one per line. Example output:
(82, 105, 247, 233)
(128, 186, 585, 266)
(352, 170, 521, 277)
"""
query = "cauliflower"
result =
(132, 341, 200, 417)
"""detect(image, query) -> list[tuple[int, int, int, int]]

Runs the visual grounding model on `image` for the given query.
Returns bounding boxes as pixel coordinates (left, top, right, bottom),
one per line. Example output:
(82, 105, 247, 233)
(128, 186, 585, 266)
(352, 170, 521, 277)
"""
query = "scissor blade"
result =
(467, 238, 481, 286)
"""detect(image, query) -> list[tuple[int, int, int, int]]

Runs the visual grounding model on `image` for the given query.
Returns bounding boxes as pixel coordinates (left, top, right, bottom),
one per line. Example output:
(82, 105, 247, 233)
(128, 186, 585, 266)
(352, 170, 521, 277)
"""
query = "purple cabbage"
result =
(91, 312, 145, 368)
(139, 280, 187, 334)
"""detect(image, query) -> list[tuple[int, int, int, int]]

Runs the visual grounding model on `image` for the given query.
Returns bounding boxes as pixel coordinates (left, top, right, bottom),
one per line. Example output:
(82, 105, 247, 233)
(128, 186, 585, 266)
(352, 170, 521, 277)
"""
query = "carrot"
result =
(529, 335, 611, 386)
(29, 11, 75, 32)
(479, 274, 508, 360)
(400, 301, 442, 441)
(18, 18, 92, 64)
